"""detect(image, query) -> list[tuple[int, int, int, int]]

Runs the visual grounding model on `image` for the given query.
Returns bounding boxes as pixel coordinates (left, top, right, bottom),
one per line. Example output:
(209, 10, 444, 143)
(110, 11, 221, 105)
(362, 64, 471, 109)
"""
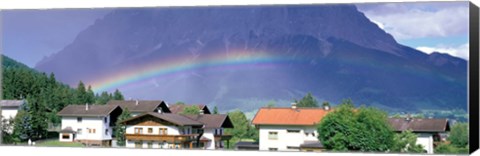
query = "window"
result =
(268, 148, 278, 151)
(105, 129, 109, 135)
(268, 132, 278, 140)
(159, 128, 167, 135)
(311, 132, 316, 137)
(104, 117, 108, 124)
(148, 128, 153, 134)
(305, 132, 309, 136)
(134, 128, 143, 134)
(159, 141, 165, 149)
(77, 128, 83, 135)
(135, 141, 143, 148)
(287, 129, 300, 133)
(147, 142, 153, 148)
(62, 134, 70, 139)
(89, 128, 96, 134)
(77, 117, 82, 123)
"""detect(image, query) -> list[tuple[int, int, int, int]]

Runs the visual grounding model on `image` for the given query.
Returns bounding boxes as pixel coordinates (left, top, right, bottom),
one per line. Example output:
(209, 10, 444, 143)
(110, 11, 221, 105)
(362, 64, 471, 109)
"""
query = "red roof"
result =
(252, 107, 331, 126)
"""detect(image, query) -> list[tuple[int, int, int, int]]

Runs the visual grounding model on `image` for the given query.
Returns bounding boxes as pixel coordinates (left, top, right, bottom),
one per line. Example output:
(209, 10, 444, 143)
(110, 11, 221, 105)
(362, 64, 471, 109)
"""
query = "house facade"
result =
(57, 104, 123, 146)
(184, 114, 234, 149)
(107, 100, 171, 116)
(122, 112, 203, 149)
(388, 117, 450, 154)
(0, 100, 25, 120)
(252, 104, 330, 152)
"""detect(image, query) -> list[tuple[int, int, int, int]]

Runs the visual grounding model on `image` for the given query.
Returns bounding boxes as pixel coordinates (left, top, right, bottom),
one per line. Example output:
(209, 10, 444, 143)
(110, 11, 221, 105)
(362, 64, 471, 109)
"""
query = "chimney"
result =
(85, 103, 89, 111)
(199, 109, 204, 114)
(405, 114, 412, 122)
(291, 103, 297, 109)
(135, 100, 139, 106)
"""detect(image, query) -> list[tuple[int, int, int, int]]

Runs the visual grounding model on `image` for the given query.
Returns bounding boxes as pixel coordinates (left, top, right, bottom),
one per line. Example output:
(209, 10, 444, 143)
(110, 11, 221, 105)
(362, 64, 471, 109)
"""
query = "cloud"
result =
(416, 43, 469, 60)
(357, 2, 469, 40)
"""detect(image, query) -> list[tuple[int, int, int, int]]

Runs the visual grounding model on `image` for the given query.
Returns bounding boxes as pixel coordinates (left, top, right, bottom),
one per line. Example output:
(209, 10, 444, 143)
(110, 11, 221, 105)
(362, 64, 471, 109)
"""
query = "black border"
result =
(469, 2, 480, 154)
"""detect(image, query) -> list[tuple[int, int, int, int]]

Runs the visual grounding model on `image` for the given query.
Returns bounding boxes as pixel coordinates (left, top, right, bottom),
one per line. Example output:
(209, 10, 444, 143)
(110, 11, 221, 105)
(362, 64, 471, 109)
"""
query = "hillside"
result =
(34, 5, 467, 112)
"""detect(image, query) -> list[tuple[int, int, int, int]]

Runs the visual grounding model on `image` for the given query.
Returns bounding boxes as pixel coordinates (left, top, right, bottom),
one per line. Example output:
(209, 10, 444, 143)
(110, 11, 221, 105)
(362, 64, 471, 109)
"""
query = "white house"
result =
(0, 100, 25, 133)
(57, 104, 123, 146)
(122, 112, 203, 149)
(252, 103, 331, 152)
(107, 100, 171, 116)
(388, 117, 450, 154)
(184, 114, 234, 149)
(0, 100, 25, 120)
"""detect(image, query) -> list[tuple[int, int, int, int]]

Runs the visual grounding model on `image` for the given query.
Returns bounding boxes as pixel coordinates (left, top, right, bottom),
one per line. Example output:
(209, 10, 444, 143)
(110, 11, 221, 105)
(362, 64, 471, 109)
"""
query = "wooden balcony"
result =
(125, 133, 199, 143)
(214, 134, 233, 141)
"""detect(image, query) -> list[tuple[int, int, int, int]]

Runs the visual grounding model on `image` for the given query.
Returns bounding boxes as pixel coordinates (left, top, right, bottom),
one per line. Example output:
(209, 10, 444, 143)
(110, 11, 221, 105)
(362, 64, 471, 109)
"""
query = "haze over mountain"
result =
(34, 5, 467, 112)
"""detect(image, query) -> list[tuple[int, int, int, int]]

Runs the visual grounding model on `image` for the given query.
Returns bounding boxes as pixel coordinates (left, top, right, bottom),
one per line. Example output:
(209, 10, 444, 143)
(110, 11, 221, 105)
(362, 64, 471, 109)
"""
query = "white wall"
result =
(60, 116, 112, 141)
(258, 125, 318, 151)
(126, 140, 178, 149)
(59, 133, 74, 142)
(203, 128, 215, 149)
(1, 107, 19, 120)
(125, 125, 188, 135)
(416, 133, 434, 154)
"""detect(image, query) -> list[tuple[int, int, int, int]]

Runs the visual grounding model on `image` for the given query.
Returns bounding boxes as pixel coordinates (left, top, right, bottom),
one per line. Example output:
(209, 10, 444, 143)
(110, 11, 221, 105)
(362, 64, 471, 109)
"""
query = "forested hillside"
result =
(1, 55, 124, 142)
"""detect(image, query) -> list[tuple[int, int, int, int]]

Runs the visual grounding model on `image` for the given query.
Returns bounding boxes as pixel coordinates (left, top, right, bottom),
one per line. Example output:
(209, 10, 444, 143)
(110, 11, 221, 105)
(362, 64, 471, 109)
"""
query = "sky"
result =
(1, 2, 471, 68)
(357, 2, 470, 60)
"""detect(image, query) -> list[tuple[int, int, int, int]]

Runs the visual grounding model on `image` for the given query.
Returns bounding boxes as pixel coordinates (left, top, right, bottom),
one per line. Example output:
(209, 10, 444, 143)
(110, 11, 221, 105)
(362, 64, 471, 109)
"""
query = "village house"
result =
(121, 112, 203, 149)
(184, 114, 234, 149)
(107, 100, 171, 116)
(388, 117, 450, 154)
(252, 103, 331, 152)
(0, 100, 25, 120)
(57, 104, 123, 146)
(169, 104, 211, 114)
(0, 100, 25, 133)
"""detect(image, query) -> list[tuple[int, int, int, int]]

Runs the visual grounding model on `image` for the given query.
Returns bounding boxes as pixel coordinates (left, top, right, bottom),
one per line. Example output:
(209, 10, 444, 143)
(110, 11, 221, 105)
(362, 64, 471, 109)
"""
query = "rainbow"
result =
(90, 51, 302, 92)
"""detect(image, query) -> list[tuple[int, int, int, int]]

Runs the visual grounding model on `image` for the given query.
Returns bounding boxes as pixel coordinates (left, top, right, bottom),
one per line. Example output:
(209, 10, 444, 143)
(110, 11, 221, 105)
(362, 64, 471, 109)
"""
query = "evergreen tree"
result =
(75, 81, 87, 104)
(96, 91, 112, 104)
(115, 108, 132, 146)
(86, 85, 95, 104)
(296, 93, 319, 108)
(213, 106, 219, 114)
(113, 89, 124, 100)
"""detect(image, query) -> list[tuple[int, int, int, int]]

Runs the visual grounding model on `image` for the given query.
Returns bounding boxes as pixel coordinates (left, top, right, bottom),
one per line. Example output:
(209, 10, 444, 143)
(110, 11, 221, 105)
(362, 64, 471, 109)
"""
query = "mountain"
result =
(34, 5, 467, 112)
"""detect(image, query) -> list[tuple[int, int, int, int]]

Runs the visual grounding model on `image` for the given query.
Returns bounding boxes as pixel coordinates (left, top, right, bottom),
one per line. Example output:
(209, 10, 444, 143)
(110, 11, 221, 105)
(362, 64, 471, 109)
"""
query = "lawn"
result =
(36, 140, 85, 147)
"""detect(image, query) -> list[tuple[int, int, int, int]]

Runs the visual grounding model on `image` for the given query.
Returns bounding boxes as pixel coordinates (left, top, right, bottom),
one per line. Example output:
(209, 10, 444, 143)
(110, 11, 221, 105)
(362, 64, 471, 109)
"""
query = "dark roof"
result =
(57, 104, 122, 117)
(169, 104, 211, 114)
(122, 112, 203, 126)
(388, 118, 450, 133)
(60, 127, 76, 133)
(0, 100, 25, 108)
(300, 140, 324, 148)
(184, 114, 234, 128)
(106, 100, 171, 113)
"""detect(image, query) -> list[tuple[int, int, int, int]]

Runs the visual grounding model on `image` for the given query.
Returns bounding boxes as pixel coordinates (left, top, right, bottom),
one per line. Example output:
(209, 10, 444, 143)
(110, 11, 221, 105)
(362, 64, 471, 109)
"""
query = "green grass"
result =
(36, 140, 85, 147)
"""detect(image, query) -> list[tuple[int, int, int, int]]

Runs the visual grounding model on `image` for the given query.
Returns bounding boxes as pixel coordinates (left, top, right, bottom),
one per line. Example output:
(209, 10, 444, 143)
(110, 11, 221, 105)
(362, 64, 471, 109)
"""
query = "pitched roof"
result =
(57, 104, 122, 117)
(388, 118, 450, 133)
(0, 100, 25, 108)
(106, 100, 171, 113)
(169, 104, 210, 114)
(121, 112, 203, 126)
(252, 107, 331, 126)
(184, 114, 234, 128)
(300, 140, 324, 148)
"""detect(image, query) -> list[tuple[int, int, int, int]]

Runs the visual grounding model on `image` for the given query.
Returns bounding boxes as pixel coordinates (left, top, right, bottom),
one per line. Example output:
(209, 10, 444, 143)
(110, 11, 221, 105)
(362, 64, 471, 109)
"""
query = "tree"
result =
(448, 123, 468, 147)
(181, 105, 201, 115)
(296, 93, 319, 108)
(96, 91, 112, 104)
(75, 81, 88, 104)
(391, 130, 424, 153)
(86, 85, 95, 104)
(113, 89, 124, 100)
(25, 95, 48, 140)
(1, 117, 19, 144)
(213, 106, 219, 114)
(224, 110, 257, 148)
(115, 108, 132, 146)
(317, 99, 394, 152)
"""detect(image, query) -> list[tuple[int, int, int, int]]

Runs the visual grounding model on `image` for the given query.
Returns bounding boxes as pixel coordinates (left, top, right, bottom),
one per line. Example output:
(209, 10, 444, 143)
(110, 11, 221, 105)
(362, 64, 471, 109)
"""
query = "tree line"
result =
(1, 56, 125, 143)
